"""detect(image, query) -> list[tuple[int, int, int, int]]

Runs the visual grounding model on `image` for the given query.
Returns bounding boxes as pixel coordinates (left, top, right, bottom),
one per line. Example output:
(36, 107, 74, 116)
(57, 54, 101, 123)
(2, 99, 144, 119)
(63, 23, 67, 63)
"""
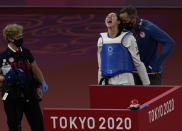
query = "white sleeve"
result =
(97, 37, 102, 84)
(97, 37, 102, 47)
(123, 34, 150, 85)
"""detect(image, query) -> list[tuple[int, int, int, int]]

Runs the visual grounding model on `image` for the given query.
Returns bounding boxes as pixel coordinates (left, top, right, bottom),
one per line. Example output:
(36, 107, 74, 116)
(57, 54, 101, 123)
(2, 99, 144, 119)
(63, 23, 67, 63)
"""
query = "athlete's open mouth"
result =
(107, 20, 112, 23)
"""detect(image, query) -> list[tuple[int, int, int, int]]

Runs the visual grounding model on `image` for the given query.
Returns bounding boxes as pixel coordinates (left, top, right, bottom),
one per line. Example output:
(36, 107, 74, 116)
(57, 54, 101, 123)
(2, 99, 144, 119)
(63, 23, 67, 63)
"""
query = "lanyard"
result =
(134, 19, 143, 39)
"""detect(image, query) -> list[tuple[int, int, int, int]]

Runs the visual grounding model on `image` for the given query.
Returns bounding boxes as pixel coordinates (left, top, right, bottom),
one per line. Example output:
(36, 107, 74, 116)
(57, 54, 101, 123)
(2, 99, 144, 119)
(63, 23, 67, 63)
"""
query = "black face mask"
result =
(122, 22, 134, 30)
(13, 38, 23, 47)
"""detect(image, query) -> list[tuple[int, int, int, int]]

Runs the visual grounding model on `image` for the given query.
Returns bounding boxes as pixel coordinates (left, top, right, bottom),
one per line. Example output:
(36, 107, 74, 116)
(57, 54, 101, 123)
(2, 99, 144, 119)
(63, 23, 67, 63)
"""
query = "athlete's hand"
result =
(41, 81, 48, 93)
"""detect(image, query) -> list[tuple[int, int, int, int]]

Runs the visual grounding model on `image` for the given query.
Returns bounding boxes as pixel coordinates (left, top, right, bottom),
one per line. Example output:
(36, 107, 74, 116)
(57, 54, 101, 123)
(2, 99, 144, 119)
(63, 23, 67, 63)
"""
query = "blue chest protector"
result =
(100, 32, 134, 76)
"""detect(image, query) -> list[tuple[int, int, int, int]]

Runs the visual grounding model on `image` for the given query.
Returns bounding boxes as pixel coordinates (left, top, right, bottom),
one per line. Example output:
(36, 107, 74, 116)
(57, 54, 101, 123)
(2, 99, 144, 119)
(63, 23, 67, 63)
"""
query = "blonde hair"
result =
(3, 24, 23, 42)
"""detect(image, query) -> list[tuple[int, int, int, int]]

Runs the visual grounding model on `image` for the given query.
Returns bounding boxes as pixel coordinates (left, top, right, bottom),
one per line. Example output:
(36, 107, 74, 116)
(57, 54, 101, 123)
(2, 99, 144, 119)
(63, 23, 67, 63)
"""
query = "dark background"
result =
(0, 0, 182, 7)
(0, 7, 181, 131)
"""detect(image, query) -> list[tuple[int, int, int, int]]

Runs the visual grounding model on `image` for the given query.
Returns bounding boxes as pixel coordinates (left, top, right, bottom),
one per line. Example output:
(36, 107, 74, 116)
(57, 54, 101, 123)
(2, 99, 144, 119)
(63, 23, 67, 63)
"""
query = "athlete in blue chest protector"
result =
(119, 6, 175, 85)
(97, 12, 150, 85)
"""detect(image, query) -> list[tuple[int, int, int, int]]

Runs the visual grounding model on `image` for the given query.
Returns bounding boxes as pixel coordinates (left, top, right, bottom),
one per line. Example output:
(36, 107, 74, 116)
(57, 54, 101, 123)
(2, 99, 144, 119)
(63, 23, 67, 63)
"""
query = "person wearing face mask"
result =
(0, 24, 48, 131)
(98, 12, 150, 85)
(119, 6, 175, 85)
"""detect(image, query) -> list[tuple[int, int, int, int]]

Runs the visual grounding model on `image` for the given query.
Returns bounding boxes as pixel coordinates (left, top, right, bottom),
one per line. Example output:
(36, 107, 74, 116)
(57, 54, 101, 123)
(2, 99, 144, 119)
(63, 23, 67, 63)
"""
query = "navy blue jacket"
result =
(132, 17, 175, 73)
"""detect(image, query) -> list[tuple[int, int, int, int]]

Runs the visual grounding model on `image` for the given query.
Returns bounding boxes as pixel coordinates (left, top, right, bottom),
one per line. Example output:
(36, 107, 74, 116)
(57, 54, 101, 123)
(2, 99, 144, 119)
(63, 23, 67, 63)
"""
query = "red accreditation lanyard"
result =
(135, 19, 143, 39)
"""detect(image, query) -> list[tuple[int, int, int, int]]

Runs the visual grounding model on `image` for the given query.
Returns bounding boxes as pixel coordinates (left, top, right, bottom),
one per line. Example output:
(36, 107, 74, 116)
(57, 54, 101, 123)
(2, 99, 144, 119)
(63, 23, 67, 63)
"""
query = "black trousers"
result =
(3, 97, 44, 131)
(133, 73, 162, 85)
